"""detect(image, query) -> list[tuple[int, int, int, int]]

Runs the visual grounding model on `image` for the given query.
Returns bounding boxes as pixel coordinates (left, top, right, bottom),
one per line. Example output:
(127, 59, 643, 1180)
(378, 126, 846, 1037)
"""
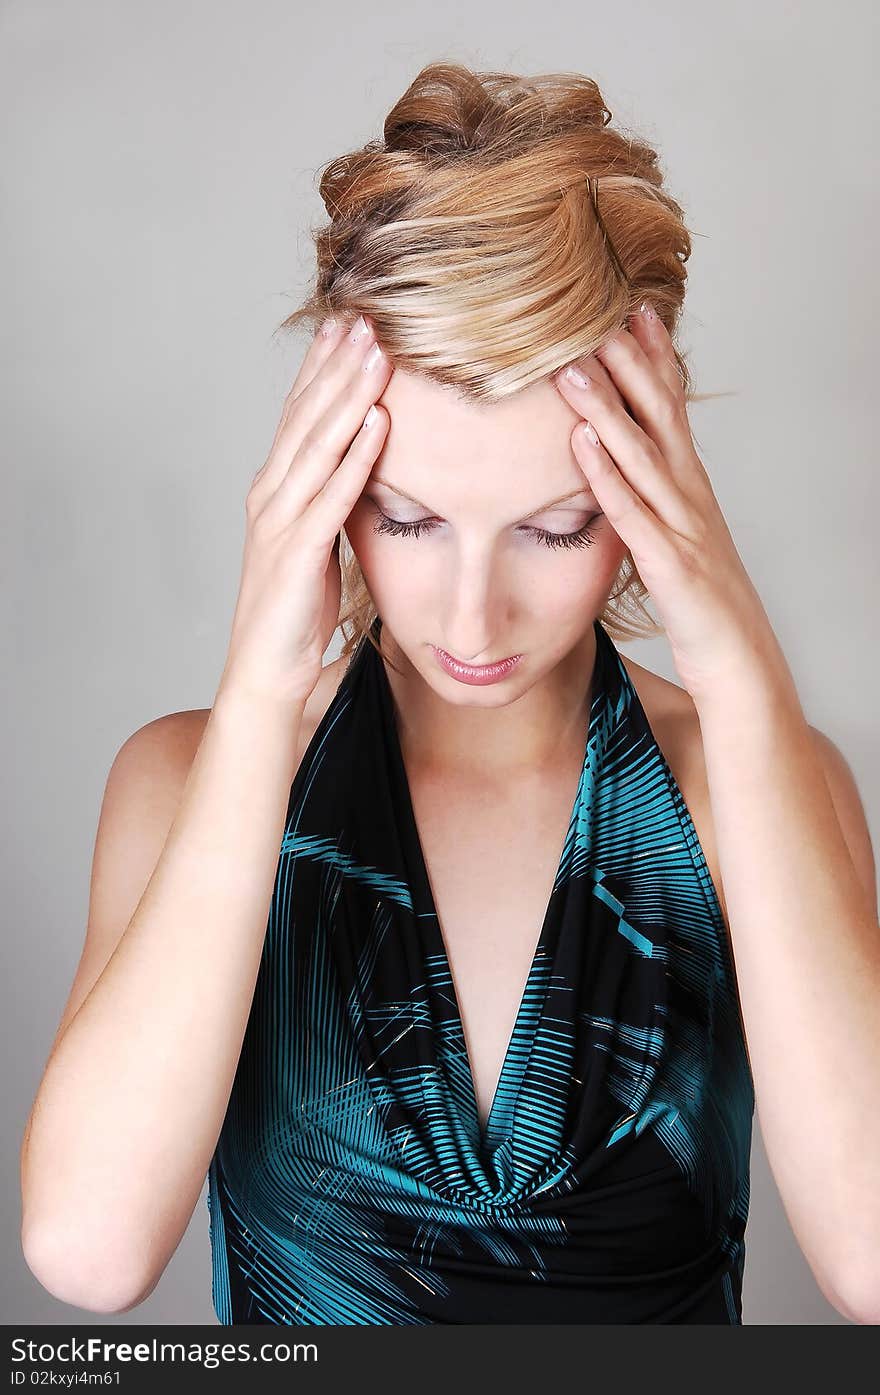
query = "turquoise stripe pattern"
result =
(206, 617, 754, 1324)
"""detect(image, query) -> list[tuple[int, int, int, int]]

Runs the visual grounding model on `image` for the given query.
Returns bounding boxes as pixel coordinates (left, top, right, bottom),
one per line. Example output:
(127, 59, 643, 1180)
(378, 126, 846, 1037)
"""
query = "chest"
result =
(404, 727, 728, 1134)
(406, 763, 585, 1130)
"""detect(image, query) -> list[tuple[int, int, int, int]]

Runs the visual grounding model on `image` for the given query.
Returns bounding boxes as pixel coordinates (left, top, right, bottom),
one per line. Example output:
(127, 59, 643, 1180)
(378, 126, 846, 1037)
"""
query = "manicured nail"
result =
(363, 343, 385, 372)
(319, 316, 338, 338)
(639, 300, 657, 322)
(564, 364, 591, 389)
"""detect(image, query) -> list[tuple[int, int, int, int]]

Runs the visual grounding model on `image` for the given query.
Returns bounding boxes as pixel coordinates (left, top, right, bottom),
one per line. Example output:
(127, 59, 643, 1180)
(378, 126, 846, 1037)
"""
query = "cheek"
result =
(343, 506, 422, 611)
(533, 529, 627, 608)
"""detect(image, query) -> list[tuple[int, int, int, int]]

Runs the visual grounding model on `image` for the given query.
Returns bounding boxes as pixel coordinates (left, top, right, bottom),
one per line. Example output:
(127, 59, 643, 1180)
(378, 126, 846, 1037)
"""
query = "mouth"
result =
(431, 645, 523, 686)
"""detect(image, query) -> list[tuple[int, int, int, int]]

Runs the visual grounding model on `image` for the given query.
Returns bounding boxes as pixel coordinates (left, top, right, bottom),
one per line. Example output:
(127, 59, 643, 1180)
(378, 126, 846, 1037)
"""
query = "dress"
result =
(206, 616, 754, 1324)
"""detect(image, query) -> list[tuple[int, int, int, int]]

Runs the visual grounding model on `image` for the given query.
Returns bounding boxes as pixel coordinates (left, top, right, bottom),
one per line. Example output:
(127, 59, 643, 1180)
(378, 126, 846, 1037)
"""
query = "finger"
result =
(596, 311, 696, 482)
(286, 316, 351, 404)
(288, 401, 391, 547)
(258, 317, 350, 471)
(570, 418, 672, 564)
(253, 316, 384, 506)
(592, 327, 691, 481)
(555, 364, 692, 534)
(571, 349, 630, 415)
(623, 302, 684, 397)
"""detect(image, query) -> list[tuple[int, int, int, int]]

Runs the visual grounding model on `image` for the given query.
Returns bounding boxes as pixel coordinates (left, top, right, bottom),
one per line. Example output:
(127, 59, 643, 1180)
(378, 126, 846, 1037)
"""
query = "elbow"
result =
(819, 1257, 880, 1326)
(21, 1223, 157, 1315)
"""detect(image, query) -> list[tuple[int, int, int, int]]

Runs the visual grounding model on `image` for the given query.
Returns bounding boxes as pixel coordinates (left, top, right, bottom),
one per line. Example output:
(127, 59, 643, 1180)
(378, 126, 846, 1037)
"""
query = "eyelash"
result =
(370, 512, 600, 551)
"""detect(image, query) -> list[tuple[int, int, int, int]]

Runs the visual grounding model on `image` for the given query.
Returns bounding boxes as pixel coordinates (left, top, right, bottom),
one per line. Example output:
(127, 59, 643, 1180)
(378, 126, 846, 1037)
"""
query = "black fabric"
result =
(206, 618, 754, 1324)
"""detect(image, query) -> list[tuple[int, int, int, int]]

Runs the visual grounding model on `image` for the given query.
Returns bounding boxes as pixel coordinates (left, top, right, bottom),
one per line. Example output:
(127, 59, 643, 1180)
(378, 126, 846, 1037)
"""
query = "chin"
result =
(433, 670, 528, 704)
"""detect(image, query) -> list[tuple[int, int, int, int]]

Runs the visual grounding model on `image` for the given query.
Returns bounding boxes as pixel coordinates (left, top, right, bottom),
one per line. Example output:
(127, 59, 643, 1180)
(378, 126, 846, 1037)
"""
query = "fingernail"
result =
(349, 315, 371, 343)
(639, 300, 657, 322)
(363, 342, 385, 373)
(319, 316, 338, 338)
(563, 364, 591, 389)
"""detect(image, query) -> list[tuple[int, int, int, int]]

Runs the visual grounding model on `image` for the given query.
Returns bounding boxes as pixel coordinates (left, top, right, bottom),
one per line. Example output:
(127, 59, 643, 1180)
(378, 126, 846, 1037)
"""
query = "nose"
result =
(440, 553, 512, 664)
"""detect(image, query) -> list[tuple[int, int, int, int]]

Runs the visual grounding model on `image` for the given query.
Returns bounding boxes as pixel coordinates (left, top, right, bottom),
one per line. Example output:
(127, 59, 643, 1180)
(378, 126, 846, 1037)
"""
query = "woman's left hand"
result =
(553, 302, 778, 705)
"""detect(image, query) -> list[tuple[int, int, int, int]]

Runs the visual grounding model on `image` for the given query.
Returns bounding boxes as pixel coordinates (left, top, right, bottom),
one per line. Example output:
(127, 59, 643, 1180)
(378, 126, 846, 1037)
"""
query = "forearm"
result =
(693, 636, 880, 1299)
(21, 687, 305, 1307)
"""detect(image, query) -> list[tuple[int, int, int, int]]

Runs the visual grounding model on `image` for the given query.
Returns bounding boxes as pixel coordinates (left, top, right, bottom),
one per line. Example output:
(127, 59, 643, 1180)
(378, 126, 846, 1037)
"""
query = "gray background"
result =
(3, 0, 877, 1325)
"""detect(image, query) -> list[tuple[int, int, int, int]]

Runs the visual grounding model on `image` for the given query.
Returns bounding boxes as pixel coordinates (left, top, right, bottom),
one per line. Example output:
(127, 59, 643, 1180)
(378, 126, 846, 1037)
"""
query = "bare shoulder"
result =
(618, 653, 697, 759)
(43, 709, 214, 1054)
(98, 709, 216, 854)
(134, 653, 354, 781)
(46, 673, 356, 1062)
(119, 708, 213, 767)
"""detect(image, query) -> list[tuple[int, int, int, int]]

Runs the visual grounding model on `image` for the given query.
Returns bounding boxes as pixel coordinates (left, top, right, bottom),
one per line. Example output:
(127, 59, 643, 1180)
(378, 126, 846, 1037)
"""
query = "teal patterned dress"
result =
(206, 616, 754, 1323)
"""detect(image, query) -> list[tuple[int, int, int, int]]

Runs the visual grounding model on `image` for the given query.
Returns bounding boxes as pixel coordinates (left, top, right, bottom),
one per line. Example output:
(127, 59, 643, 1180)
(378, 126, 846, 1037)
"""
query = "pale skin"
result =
(22, 310, 878, 1323)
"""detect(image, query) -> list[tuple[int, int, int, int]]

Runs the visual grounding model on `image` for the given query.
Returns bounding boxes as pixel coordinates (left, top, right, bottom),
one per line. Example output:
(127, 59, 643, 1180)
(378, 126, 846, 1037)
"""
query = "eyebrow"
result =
(370, 477, 594, 521)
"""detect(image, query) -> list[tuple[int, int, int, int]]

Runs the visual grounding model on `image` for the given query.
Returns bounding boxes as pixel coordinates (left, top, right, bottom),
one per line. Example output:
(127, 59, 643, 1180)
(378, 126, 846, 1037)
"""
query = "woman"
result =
(20, 63, 879, 1325)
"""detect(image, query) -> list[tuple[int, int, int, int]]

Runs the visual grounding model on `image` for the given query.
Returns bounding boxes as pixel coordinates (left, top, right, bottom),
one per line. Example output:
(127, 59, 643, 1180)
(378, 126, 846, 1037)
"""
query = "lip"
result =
(431, 645, 522, 686)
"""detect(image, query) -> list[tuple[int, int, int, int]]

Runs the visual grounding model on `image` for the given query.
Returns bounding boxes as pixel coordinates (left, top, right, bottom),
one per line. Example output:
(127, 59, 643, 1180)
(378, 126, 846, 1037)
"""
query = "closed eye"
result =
(369, 510, 601, 551)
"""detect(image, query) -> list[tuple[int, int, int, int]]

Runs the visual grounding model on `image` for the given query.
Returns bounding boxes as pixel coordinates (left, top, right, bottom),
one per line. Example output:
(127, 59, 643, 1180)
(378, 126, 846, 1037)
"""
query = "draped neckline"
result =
(364, 616, 610, 1157)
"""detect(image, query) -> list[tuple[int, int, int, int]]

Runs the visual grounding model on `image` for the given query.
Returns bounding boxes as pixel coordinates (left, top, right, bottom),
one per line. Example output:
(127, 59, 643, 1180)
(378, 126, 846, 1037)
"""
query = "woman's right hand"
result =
(216, 314, 393, 709)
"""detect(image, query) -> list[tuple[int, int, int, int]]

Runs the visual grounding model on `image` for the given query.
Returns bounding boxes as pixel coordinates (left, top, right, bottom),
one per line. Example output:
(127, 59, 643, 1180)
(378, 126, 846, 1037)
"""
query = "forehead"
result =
(372, 367, 595, 502)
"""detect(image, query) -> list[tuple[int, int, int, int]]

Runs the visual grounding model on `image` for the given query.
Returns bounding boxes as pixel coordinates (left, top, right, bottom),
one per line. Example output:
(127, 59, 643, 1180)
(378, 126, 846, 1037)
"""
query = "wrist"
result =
(211, 682, 309, 739)
(691, 643, 802, 731)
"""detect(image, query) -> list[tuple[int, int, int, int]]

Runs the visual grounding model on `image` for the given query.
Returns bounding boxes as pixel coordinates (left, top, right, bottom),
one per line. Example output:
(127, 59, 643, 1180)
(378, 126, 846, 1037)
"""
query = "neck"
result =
(378, 621, 599, 780)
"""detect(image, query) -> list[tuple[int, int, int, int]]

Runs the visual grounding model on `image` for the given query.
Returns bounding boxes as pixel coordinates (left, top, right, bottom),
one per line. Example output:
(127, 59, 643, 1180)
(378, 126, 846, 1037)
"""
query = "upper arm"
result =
(809, 725, 878, 923)
(47, 709, 211, 1056)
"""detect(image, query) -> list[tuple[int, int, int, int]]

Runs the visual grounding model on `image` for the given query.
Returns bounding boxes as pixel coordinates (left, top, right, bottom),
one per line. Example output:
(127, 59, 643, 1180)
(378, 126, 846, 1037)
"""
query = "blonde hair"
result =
(277, 62, 729, 668)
